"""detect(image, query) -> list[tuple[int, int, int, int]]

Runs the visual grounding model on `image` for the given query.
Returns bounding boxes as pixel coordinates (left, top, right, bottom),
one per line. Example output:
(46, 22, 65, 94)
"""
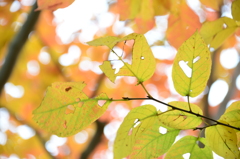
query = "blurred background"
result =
(0, 0, 240, 158)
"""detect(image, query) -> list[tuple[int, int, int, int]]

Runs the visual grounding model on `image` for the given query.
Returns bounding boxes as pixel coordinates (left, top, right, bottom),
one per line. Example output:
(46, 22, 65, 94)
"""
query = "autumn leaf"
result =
(158, 101, 203, 129)
(114, 105, 158, 159)
(86, 36, 121, 50)
(166, 0, 201, 49)
(200, 17, 238, 49)
(33, 82, 111, 137)
(36, 0, 75, 10)
(232, 0, 240, 21)
(88, 33, 156, 83)
(165, 136, 213, 159)
(172, 31, 211, 97)
(205, 124, 239, 159)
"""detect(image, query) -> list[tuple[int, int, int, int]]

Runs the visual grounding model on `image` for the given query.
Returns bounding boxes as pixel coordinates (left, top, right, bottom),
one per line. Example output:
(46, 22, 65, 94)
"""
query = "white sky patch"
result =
(0, 131, 7, 145)
(79, 59, 92, 71)
(59, 45, 81, 66)
(186, 0, 205, 22)
(46, 135, 67, 156)
(74, 130, 88, 144)
(78, 21, 98, 43)
(220, 48, 239, 69)
(21, 0, 35, 6)
(17, 125, 35, 140)
(27, 60, 40, 76)
(96, 12, 115, 28)
(151, 45, 176, 60)
(53, 0, 109, 44)
(38, 51, 51, 65)
(0, 108, 10, 132)
(4, 82, 24, 98)
(236, 74, 240, 90)
(104, 120, 121, 142)
(10, 1, 21, 12)
(208, 79, 229, 107)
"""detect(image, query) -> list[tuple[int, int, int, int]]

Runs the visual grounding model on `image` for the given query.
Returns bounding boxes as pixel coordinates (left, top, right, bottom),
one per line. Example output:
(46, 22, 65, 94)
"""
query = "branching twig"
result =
(0, 2, 40, 94)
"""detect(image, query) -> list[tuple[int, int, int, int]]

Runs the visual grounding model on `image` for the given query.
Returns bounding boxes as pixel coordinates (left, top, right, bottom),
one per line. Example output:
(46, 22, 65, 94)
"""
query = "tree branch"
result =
(0, 2, 41, 94)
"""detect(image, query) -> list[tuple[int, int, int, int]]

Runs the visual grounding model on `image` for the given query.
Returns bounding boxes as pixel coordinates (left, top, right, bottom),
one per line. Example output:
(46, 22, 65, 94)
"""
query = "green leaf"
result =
(220, 101, 240, 128)
(205, 124, 239, 159)
(129, 123, 180, 158)
(114, 105, 158, 159)
(200, 17, 238, 49)
(172, 31, 211, 97)
(33, 82, 111, 137)
(232, 0, 240, 21)
(89, 33, 156, 83)
(165, 136, 213, 159)
(87, 36, 121, 49)
(158, 101, 203, 129)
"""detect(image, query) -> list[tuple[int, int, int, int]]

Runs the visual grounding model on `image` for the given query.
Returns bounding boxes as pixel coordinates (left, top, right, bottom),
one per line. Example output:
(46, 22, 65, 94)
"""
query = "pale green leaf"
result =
(225, 101, 240, 113)
(205, 124, 239, 159)
(33, 82, 111, 137)
(172, 31, 211, 97)
(87, 36, 121, 49)
(99, 61, 117, 83)
(158, 101, 203, 129)
(114, 105, 158, 159)
(200, 17, 238, 49)
(232, 0, 240, 21)
(165, 136, 213, 159)
(129, 123, 180, 159)
(97, 33, 156, 83)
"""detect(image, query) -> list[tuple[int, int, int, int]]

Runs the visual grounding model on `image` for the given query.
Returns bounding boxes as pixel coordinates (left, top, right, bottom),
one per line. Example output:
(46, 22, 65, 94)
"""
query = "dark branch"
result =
(0, 2, 41, 94)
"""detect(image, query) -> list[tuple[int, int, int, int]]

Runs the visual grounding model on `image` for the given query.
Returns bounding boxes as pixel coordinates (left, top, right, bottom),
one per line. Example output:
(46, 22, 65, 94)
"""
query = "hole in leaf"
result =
(76, 98, 80, 102)
(196, 141, 205, 148)
(223, 23, 227, 29)
(182, 153, 190, 159)
(210, 47, 215, 52)
(133, 121, 141, 128)
(179, 60, 192, 78)
(159, 126, 167, 134)
(140, 56, 144, 60)
(134, 119, 139, 123)
(65, 86, 72, 92)
(65, 105, 75, 114)
(128, 128, 133, 136)
(63, 120, 67, 128)
(193, 56, 200, 63)
(98, 100, 106, 107)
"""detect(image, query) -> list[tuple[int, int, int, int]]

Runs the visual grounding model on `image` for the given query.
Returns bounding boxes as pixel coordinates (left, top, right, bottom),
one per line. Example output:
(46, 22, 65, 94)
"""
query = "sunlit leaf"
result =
(114, 105, 158, 159)
(165, 136, 213, 159)
(33, 82, 111, 137)
(232, 0, 240, 21)
(86, 36, 121, 49)
(172, 31, 211, 97)
(205, 124, 239, 159)
(36, 0, 75, 10)
(89, 33, 156, 83)
(129, 123, 180, 158)
(220, 101, 240, 127)
(166, 0, 201, 49)
(200, 17, 238, 49)
(158, 101, 203, 129)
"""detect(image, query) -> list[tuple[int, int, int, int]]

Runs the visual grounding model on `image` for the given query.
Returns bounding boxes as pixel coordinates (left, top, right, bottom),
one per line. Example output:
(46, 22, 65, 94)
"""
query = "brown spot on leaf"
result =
(65, 87, 72, 92)
(63, 120, 67, 128)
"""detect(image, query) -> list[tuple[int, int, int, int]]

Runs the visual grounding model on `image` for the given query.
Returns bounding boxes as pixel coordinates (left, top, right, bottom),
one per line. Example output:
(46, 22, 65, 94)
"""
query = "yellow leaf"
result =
(232, 0, 240, 21)
(33, 82, 111, 137)
(87, 36, 121, 49)
(172, 31, 211, 97)
(158, 101, 203, 129)
(200, 17, 238, 49)
(205, 124, 239, 159)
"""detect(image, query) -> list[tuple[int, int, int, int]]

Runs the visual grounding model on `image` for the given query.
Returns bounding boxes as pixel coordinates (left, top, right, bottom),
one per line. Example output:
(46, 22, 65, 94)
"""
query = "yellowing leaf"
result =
(200, 17, 238, 49)
(86, 36, 121, 49)
(205, 124, 239, 159)
(33, 82, 111, 137)
(129, 123, 180, 158)
(232, 0, 240, 21)
(166, 0, 201, 49)
(89, 33, 156, 83)
(172, 31, 211, 97)
(158, 101, 203, 129)
(165, 136, 213, 159)
(220, 101, 240, 128)
(36, 0, 75, 10)
(114, 105, 158, 159)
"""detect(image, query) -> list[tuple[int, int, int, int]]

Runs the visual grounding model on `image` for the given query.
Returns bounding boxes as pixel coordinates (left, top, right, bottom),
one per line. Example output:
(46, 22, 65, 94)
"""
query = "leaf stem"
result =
(122, 96, 240, 131)
(187, 96, 192, 112)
